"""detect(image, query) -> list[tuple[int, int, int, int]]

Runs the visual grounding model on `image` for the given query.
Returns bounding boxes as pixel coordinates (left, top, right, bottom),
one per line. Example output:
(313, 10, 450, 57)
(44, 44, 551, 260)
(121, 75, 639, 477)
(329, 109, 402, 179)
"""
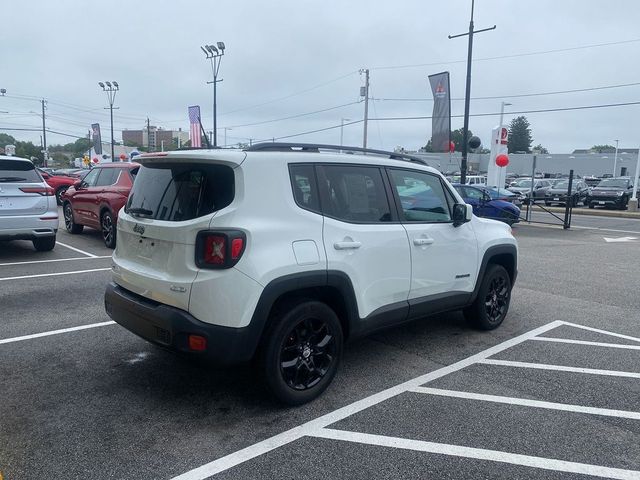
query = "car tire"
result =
(620, 196, 628, 210)
(588, 202, 594, 209)
(63, 202, 83, 234)
(33, 235, 56, 252)
(464, 264, 512, 331)
(101, 210, 116, 249)
(259, 300, 343, 405)
(55, 186, 68, 206)
(544, 201, 551, 206)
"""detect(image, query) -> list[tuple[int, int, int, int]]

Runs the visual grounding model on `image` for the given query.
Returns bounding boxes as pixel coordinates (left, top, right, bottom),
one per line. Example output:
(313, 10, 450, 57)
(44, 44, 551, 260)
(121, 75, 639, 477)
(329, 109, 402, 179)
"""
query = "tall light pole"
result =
(613, 139, 619, 176)
(340, 118, 350, 147)
(360, 69, 369, 149)
(201, 42, 225, 147)
(99, 81, 119, 161)
(223, 127, 232, 147)
(499, 101, 512, 128)
(449, 0, 496, 184)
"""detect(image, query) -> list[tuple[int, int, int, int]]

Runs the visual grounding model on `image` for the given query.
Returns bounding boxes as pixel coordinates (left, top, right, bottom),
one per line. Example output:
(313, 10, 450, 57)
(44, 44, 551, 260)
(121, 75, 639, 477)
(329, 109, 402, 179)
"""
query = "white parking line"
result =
(56, 241, 98, 258)
(532, 337, 640, 350)
(0, 256, 111, 267)
(560, 321, 640, 344)
(0, 267, 111, 282)
(409, 386, 640, 420)
(0, 321, 116, 345)
(170, 320, 564, 480)
(311, 429, 640, 480)
(479, 359, 640, 379)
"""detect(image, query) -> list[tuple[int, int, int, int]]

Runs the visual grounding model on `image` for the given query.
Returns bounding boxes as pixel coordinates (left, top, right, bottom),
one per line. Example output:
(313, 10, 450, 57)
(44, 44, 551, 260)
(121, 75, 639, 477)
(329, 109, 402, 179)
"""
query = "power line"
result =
(376, 81, 640, 102)
(227, 101, 360, 129)
(371, 37, 640, 71)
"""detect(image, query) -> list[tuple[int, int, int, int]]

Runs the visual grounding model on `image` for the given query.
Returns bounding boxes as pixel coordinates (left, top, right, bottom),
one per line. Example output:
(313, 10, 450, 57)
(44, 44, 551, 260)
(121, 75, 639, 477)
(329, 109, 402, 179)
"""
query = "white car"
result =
(0, 155, 58, 251)
(105, 143, 517, 404)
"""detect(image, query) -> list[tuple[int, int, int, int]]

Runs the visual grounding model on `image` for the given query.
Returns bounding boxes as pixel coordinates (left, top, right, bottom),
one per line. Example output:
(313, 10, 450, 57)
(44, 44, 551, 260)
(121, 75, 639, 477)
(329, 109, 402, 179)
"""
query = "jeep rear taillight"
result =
(20, 186, 55, 196)
(196, 230, 246, 269)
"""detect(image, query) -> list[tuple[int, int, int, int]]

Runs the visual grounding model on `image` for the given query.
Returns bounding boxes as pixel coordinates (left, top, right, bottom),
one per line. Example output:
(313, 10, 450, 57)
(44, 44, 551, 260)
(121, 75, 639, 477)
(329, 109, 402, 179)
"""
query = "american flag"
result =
(188, 105, 202, 148)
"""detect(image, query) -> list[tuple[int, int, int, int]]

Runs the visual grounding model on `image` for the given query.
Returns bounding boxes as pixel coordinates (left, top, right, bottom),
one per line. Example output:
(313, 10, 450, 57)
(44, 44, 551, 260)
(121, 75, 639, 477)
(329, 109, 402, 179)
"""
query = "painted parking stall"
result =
(176, 321, 640, 480)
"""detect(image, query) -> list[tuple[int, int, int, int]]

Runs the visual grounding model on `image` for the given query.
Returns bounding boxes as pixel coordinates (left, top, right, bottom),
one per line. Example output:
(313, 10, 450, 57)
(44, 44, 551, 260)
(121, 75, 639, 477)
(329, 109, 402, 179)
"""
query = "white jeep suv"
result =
(105, 143, 517, 404)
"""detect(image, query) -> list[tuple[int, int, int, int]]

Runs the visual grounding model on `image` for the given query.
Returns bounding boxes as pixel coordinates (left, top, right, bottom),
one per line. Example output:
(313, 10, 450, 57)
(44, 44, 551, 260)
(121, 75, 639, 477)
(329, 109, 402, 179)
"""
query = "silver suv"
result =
(0, 155, 58, 251)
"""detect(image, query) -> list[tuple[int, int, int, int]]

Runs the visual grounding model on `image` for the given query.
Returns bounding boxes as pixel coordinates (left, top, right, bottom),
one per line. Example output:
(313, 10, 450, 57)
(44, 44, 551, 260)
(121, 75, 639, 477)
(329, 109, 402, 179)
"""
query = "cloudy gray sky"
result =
(2, 0, 640, 153)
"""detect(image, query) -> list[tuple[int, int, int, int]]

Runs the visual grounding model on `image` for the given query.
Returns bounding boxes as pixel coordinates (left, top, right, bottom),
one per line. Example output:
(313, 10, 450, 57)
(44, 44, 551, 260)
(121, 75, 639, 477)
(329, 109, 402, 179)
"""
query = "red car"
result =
(38, 168, 79, 205)
(62, 163, 139, 248)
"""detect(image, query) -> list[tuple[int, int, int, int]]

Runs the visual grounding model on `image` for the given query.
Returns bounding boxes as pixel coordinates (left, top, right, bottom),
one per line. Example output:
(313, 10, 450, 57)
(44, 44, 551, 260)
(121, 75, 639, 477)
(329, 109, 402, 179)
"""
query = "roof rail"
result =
(244, 142, 428, 166)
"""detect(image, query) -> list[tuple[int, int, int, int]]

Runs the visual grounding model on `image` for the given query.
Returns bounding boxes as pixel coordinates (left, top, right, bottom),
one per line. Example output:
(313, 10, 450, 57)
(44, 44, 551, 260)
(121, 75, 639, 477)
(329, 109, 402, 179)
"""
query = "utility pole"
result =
(201, 43, 226, 147)
(340, 118, 350, 147)
(41, 99, 47, 167)
(360, 69, 370, 149)
(613, 139, 619, 176)
(449, 0, 496, 184)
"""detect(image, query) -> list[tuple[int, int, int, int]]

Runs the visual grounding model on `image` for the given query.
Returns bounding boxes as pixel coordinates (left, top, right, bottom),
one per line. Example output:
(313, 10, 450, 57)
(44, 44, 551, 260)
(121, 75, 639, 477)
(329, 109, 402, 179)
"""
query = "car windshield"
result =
(597, 179, 629, 188)
(486, 188, 514, 198)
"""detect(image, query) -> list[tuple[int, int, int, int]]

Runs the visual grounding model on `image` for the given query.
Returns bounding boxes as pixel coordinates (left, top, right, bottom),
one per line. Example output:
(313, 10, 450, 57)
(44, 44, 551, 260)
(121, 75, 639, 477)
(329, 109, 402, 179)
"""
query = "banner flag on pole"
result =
(428, 72, 451, 152)
(91, 123, 102, 155)
(188, 105, 202, 148)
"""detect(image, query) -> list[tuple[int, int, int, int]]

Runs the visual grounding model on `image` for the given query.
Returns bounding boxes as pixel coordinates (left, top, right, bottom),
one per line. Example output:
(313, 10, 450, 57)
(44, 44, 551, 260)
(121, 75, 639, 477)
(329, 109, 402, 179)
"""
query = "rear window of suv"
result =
(0, 159, 41, 183)
(125, 163, 234, 221)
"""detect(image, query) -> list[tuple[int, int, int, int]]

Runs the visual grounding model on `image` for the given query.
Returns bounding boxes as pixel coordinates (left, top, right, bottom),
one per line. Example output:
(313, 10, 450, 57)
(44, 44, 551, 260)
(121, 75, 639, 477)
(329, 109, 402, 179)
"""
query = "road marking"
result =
(311, 429, 640, 480)
(0, 256, 111, 267)
(56, 241, 98, 258)
(603, 236, 638, 243)
(0, 268, 111, 282)
(479, 359, 640, 379)
(571, 225, 640, 235)
(170, 320, 564, 480)
(531, 337, 640, 350)
(409, 386, 640, 420)
(560, 321, 640, 343)
(0, 321, 116, 345)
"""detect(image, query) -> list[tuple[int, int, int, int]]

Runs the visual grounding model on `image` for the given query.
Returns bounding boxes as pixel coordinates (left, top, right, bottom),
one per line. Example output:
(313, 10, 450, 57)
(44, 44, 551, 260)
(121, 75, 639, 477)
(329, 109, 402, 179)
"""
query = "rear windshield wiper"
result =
(0, 176, 28, 182)
(127, 207, 154, 217)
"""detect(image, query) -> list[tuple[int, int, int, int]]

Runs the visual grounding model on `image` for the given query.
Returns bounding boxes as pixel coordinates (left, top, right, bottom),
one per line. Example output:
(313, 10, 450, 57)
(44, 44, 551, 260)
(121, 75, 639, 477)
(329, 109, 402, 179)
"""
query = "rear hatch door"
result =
(0, 159, 49, 216)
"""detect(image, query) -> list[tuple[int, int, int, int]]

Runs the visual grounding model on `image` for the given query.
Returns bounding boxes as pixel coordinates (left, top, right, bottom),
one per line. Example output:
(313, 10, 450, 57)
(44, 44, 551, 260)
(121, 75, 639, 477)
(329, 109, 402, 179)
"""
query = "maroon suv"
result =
(62, 162, 139, 248)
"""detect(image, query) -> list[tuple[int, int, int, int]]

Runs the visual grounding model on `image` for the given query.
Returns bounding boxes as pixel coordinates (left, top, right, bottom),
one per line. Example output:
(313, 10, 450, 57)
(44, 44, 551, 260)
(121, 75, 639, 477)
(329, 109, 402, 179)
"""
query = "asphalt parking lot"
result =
(1, 211, 639, 480)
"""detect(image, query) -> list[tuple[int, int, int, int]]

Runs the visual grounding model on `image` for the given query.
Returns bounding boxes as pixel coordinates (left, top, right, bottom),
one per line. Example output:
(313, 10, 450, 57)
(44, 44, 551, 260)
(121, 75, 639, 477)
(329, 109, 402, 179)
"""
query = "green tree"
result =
(423, 128, 475, 153)
(533, 144, 549, 154)
(15, 141, 42, 165)
(508, 116, 533, 153)
(590, 144, 615, 153)
(0, 133, 16, 149)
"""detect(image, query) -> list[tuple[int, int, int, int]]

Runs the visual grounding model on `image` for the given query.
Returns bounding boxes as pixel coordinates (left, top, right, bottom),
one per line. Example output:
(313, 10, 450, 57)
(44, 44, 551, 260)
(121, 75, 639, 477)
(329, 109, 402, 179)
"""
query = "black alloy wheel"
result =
(279, 317, 336, 391)
(464, 264, 512, 330)
(63, 203, 83, 234)
(261, 300, 343, 405)
(101, 210, 116, 248)
(56, 187, 68, 206)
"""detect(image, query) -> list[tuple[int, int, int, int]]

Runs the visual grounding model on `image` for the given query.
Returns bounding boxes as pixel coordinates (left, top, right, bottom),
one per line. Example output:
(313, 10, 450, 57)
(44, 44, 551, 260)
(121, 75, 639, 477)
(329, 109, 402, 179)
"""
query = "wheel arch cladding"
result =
(471, 245, 517, 302)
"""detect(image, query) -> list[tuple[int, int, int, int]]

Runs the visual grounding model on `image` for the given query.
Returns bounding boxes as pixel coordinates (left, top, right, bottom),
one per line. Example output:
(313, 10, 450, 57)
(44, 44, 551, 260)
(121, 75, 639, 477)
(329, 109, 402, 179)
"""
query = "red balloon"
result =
(119, 153, 127, 160)
(495, 153, 509, 167)
(92, 157, 99, 163)
(449, 141, 455, 153)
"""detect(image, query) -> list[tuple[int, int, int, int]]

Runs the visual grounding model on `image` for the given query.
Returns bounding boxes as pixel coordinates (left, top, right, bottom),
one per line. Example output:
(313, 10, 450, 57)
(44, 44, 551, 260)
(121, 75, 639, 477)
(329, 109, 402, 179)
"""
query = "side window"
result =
(95, 168, 120, 187)
(289, 164, 321, 214)
(82, 168, 100, 187)
(464, 187, 484, 200)
(389, 169, 452, 223)
(318, 165, 391, 223)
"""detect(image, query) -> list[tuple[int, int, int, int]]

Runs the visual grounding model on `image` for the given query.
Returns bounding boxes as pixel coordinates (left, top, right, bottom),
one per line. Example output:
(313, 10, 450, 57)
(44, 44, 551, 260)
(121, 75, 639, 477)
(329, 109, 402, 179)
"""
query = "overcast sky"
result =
(2, 0, 640, 153)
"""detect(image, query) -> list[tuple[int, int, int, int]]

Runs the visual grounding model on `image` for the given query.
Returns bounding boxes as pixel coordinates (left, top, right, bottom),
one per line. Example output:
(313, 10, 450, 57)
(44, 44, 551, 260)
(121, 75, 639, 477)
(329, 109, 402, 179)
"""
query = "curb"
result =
(527, 205, 640, 219)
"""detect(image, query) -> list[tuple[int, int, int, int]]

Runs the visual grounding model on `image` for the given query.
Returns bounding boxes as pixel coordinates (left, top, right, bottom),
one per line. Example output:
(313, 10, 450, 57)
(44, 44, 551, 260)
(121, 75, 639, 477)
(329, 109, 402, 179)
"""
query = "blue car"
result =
(453, 184, 520, 225)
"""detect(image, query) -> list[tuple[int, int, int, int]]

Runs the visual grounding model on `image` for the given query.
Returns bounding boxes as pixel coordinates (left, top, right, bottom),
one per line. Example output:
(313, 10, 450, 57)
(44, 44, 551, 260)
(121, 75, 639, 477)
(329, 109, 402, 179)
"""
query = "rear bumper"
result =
(0, 216, 58, 241)
(104, 282, 258, 365)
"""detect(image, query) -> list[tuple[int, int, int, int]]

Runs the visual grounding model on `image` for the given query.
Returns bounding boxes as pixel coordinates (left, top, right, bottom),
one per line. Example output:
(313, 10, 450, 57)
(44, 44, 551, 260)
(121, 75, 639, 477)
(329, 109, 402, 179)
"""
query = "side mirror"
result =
(453, 203, 473, 227)
(73, 180, 82, 189)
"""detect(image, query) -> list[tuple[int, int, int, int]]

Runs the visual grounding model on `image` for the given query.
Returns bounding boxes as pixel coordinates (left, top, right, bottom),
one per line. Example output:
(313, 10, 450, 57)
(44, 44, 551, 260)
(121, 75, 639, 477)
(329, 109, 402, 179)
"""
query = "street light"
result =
(613, 139, 619, 176)
(499, 101, 512, 128)
(99, 81, 119, 161)
(340, 118, 350, 147)
(201, 42, 225, 147)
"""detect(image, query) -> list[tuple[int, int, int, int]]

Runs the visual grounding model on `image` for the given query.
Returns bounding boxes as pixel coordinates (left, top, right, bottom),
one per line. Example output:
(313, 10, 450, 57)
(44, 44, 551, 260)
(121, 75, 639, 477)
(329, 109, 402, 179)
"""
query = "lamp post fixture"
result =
(499, 101, 512, 128)
(99, 81, 119, 161)
(201, 42, 225, 147)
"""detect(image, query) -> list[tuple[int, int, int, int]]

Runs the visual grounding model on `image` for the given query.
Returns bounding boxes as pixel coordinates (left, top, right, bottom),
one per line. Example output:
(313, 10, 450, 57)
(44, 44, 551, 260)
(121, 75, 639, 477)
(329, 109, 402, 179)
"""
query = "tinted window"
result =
(0, 159, 41, 183)
(464, 187, 484, 200)
(126, 163, 234, 221)
(289, 164, 320, 214)
(95, 168, 120, 187)
(389, 169, 452, 223)
(81, 168, 100, 187)
(318, 165, 391, 223)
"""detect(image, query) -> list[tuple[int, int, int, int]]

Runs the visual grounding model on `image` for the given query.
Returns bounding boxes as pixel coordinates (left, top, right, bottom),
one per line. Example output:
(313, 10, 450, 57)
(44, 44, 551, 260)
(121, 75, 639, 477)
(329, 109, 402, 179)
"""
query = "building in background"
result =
(122, 126, 189, 151)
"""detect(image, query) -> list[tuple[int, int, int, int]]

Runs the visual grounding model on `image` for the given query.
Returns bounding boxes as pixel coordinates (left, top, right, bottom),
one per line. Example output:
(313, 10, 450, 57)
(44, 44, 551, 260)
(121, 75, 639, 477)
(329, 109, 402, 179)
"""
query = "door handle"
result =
(334, 241, 362, 250)
(413, 237, 434, 246)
